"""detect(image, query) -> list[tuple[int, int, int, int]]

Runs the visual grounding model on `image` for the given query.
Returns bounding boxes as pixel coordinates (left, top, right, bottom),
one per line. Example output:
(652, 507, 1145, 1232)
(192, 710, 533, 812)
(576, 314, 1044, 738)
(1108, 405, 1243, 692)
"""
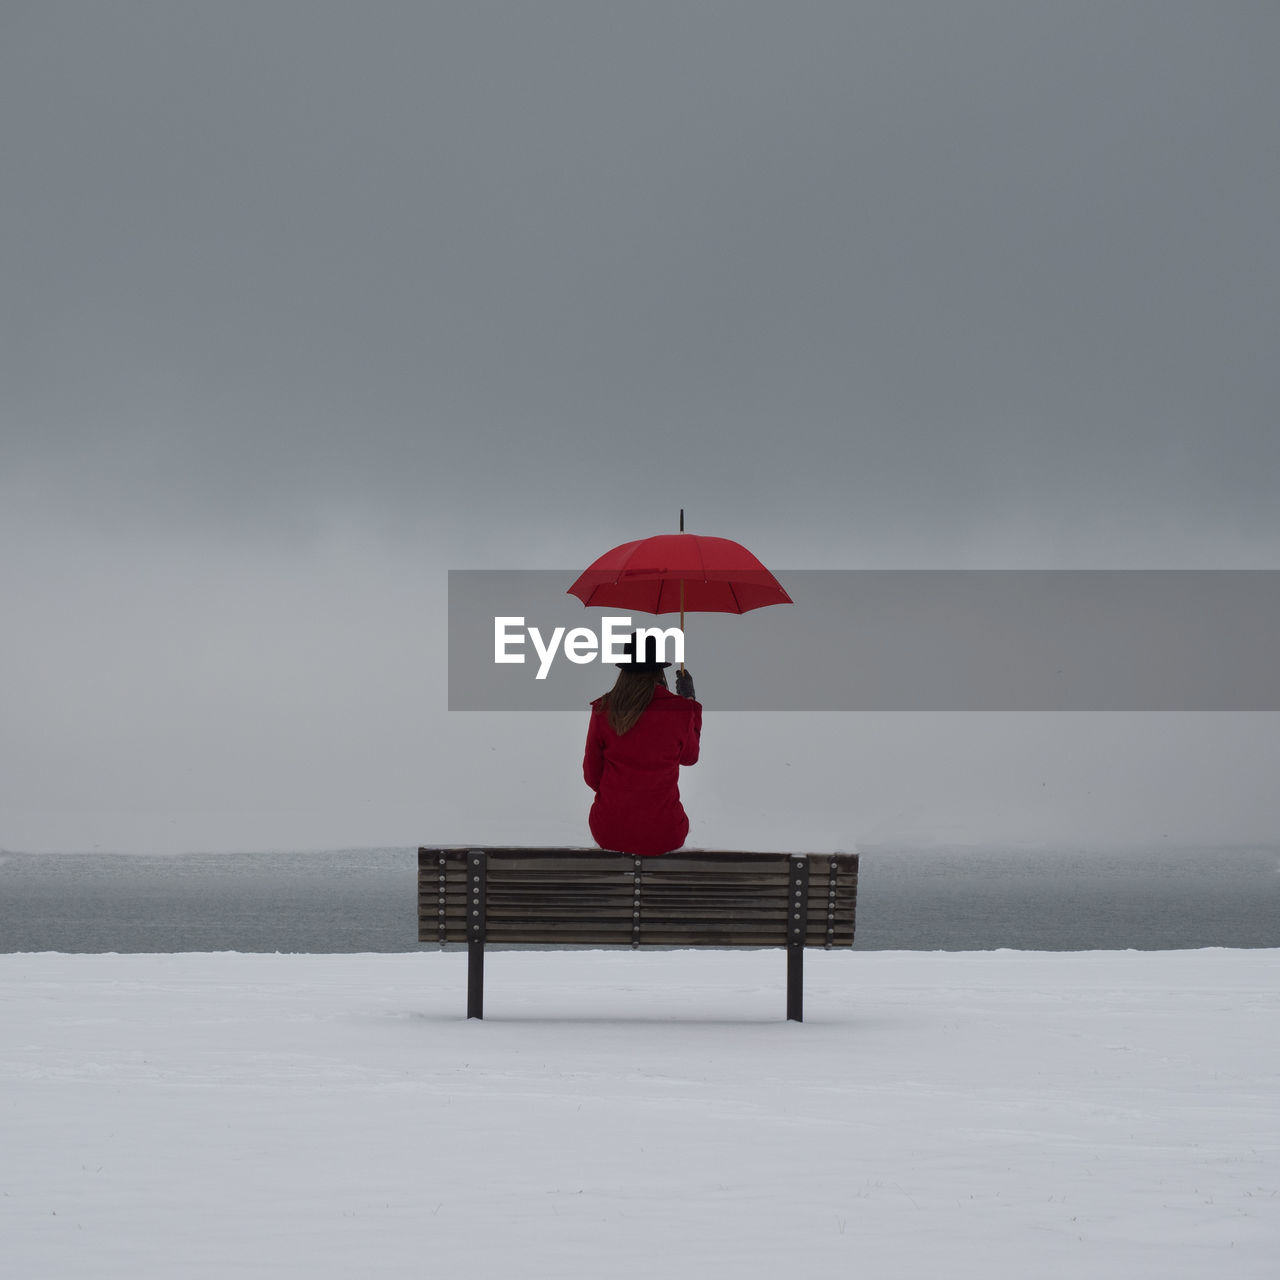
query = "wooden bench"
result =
(418, 847, 859, 1021)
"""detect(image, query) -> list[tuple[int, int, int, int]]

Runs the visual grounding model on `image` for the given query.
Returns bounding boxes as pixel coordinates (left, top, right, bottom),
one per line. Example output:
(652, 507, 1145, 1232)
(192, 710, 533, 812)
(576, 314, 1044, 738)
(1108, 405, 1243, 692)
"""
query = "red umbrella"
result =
(568, 532, 792, 617)
(569, 511, 791, 681)
(569, 526, 791, 676)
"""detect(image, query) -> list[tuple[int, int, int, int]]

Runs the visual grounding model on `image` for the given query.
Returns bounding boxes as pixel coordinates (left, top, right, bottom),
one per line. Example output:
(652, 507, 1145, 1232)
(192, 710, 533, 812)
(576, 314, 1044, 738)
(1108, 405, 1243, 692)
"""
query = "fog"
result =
(3, 3, 1277, 852)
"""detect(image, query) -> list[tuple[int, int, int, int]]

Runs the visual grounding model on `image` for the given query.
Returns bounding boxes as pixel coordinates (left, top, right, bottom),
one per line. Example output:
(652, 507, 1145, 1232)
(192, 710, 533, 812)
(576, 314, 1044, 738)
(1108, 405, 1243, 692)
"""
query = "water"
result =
(853, 845, 1280, 951)
(1, 846, 1277, 954)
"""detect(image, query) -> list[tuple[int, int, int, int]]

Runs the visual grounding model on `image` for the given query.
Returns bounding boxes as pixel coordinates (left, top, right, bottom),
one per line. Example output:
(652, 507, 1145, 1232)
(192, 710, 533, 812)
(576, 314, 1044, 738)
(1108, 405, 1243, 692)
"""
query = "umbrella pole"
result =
(679, 578, 685, 675)
(678, 509, 686, 675)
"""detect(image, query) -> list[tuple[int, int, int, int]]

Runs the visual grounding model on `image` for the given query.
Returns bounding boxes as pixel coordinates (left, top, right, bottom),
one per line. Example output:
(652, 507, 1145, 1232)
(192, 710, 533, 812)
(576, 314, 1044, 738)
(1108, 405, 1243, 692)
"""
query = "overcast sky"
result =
(3, 3, 1278, 853)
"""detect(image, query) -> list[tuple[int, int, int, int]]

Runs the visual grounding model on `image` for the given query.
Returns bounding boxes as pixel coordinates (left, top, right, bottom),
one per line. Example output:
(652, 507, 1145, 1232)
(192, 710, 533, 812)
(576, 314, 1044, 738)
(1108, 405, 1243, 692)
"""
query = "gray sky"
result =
(3, 2, 1278, 852)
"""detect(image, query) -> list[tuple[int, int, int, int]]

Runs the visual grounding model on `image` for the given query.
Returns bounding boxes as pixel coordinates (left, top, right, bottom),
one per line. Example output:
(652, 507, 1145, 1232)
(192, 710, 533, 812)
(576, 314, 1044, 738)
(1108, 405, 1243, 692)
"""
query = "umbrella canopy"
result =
(568, 533, 792, 615)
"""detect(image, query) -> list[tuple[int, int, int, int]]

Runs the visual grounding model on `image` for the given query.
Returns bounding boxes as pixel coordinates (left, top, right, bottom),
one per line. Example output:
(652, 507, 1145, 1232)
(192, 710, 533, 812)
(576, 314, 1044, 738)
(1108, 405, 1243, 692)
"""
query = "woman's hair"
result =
(599, 668, 668, 735)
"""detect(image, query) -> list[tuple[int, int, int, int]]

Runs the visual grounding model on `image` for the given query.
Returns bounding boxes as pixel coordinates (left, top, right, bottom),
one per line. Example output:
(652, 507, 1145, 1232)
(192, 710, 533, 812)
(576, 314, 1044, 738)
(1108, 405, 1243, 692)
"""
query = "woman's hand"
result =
(675, 668, 696, 699)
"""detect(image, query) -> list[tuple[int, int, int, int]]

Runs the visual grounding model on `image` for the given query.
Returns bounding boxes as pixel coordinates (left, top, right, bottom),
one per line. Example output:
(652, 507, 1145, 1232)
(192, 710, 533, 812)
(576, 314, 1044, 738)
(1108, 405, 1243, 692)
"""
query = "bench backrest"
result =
(418, 848, 858, 949)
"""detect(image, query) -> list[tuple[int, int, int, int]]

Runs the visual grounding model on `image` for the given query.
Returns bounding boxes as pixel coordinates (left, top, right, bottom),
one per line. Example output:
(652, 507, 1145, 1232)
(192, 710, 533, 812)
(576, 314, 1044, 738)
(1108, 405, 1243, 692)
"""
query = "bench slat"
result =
(484, 936, 793, 948)
(484, 928, 790, 945)
(486, 875, 792, 891)
(483, 858, 633, 874)
(485, 856, 791, 875)
(484, 874, 646, 887)
(422, 929, 857, 946)
(485, 912, 792, 926)
(485, 919, 794, 936)
(483, 898, 637, 909)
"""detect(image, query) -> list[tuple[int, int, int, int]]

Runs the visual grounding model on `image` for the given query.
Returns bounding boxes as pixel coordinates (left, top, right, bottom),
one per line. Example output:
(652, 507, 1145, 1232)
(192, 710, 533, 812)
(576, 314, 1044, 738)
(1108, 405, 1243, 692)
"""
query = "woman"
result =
(583, 633, 702, 856)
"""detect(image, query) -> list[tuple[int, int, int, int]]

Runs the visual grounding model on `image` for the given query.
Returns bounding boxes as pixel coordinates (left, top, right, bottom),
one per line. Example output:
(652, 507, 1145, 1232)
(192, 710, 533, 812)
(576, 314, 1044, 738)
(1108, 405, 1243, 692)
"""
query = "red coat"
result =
(583, 685, 702, 856)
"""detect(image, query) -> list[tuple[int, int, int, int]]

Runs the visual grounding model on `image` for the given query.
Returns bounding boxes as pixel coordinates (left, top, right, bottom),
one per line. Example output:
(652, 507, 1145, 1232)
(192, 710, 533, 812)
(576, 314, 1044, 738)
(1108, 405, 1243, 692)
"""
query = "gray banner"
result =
(448, 570, 1280, 711)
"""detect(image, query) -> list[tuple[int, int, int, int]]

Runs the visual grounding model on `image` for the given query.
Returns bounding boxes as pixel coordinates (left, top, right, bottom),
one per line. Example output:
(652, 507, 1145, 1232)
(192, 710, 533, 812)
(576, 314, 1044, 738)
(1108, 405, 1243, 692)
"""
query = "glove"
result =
(675, 667, 696, 700)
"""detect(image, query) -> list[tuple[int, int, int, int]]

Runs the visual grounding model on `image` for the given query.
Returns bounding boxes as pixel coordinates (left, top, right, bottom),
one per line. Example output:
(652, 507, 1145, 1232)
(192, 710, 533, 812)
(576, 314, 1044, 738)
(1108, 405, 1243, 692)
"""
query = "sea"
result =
(1, 845, 1277, 953)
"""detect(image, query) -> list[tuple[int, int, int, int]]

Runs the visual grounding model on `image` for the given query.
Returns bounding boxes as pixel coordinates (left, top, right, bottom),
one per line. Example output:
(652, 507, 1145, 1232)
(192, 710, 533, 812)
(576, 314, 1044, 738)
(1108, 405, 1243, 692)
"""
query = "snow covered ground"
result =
(2, 948, 1276, 1278)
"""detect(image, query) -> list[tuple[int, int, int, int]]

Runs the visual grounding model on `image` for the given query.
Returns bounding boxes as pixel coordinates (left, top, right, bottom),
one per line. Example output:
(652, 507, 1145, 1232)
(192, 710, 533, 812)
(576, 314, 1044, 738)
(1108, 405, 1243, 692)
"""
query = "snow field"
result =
(1, 948, 1276, 1278)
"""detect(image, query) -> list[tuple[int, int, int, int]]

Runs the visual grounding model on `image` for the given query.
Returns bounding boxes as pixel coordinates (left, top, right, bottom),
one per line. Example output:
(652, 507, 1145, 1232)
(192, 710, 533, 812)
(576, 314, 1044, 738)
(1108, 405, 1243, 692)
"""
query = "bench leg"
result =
(787, 943, 803, 1022)
(467, 941, 484, 1019)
